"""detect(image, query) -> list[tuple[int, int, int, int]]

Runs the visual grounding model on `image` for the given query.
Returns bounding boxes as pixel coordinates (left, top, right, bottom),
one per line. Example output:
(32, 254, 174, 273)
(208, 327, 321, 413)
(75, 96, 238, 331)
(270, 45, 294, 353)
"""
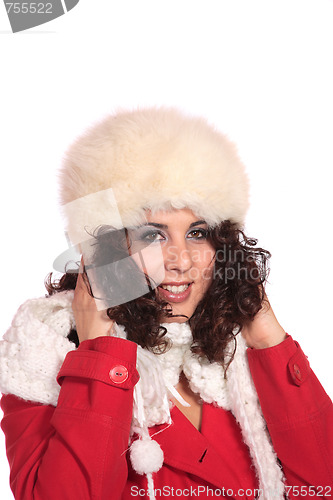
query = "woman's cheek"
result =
(201, 250, 215, 283)
(131, 244, 166, 286)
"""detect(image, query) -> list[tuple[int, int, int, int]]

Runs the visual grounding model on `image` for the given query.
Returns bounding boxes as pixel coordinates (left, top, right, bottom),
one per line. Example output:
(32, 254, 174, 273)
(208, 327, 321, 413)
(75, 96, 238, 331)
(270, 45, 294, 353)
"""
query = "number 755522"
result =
(5, 3, 53, 14)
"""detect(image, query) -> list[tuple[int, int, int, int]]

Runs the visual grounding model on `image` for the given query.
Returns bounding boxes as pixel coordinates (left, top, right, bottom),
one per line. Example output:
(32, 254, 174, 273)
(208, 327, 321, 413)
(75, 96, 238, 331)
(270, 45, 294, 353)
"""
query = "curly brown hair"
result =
(45, 220, 270, 368)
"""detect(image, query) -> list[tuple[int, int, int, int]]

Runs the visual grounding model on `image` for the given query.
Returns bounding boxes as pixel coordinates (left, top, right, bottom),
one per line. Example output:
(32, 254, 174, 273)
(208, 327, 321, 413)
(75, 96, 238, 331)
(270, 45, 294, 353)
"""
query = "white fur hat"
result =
(59, 107, 249, 245)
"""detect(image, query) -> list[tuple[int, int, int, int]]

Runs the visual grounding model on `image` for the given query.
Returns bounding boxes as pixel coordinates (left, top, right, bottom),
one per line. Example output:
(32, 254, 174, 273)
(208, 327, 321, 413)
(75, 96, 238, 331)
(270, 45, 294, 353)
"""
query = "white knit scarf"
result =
(0, 292, 285, 499)
(112, 321, 285, 500)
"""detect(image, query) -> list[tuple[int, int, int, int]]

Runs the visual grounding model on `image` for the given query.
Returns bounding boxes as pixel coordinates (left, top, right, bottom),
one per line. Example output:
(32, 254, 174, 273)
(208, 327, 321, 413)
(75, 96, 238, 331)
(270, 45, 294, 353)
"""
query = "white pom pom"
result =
(130, 438, 164, 475)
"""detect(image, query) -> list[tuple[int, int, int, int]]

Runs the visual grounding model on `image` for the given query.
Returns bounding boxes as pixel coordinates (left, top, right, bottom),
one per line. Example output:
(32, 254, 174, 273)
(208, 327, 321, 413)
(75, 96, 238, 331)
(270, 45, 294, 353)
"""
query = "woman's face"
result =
(128, 208, 215, 322)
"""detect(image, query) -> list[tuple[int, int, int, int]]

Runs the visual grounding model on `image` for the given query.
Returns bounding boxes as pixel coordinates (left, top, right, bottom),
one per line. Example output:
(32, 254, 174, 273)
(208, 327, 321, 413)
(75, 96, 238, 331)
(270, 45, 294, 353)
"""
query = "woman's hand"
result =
(241, 295, 287, 349)
(72, 265, 114, 343)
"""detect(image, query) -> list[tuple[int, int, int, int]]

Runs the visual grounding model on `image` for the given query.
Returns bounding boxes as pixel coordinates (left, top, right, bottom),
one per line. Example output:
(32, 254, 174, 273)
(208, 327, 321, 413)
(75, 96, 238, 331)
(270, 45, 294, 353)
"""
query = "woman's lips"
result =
(158, 283, 193, 303)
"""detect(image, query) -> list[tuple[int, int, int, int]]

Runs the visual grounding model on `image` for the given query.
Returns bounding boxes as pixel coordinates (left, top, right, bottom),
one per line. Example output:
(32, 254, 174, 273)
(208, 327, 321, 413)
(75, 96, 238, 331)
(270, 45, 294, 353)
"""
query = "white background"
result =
(0, 0, 332, 497)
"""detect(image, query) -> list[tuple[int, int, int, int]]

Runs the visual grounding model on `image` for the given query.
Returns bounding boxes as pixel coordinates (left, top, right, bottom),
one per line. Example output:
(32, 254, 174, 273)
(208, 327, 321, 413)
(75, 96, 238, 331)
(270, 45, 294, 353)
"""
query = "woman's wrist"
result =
(246, 327, 287, 349)
(242, 297, 287, 349)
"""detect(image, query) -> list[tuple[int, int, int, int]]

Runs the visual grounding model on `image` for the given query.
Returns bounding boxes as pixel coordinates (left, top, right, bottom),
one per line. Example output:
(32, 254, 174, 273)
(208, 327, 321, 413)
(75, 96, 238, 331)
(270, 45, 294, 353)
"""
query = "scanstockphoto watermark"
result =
(3, 0, 79, 33)
(130, 485, 333, 497)
(143, 245, 262, 284)
(53, 235, 261, 310)
(154, 261, 261, 284)
(130, 486, 265, 497)
(156, 246, 251, 265)
(213, 262, 261, 283)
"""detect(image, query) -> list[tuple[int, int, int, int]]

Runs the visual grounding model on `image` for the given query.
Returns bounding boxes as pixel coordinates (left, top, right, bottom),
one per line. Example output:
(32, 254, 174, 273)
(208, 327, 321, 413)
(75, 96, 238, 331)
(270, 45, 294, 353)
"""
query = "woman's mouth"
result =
(158, 283, 193, 303)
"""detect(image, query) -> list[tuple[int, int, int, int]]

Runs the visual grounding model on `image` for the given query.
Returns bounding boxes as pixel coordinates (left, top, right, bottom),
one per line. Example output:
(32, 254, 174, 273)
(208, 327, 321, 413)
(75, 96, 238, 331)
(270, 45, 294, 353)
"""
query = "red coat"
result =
(1, 335, 332, 499)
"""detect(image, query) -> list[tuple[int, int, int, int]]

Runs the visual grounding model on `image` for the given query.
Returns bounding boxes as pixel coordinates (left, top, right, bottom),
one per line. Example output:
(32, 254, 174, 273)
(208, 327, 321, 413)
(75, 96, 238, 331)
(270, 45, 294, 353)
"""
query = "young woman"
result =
(0, 108, 332, 499)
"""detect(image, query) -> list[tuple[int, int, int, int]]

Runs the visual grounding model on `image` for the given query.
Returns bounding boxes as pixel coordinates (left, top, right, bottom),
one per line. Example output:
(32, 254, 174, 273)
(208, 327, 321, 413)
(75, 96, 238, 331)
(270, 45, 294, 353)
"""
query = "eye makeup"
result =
(186, 228, 208, 240)
(130, 226, 166, 243)
(129, 221, 208, 244)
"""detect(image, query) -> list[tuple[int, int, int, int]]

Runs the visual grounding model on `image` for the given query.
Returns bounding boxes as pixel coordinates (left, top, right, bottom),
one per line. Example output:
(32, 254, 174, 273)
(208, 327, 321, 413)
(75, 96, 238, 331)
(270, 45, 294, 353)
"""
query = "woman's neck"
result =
(172, 372, 203, 431)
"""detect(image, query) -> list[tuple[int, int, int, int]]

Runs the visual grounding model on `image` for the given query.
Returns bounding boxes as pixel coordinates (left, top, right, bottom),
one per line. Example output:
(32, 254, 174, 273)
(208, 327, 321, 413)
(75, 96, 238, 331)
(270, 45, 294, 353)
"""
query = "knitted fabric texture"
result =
(113, 321, 232, 429)
(0, 291, 76, 405)
(0, 292, 285, 499)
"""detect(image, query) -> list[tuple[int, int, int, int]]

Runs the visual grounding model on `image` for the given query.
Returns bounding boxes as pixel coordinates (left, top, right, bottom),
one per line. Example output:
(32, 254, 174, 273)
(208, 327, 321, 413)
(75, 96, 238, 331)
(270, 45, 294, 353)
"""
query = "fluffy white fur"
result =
(130, 438, 164, 475)
(0, 293, 285, 499)
(59, 107, 250, 245)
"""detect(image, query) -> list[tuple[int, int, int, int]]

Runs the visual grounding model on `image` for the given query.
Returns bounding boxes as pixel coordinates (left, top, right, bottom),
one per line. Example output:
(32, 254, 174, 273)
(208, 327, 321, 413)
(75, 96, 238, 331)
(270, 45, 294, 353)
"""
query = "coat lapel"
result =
(152, 403, 258, 496)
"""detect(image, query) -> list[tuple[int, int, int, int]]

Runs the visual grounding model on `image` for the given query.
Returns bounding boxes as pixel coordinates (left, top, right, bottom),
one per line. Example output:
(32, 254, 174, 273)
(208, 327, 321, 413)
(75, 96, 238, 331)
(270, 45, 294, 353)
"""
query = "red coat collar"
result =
(149, 403, 258, 495)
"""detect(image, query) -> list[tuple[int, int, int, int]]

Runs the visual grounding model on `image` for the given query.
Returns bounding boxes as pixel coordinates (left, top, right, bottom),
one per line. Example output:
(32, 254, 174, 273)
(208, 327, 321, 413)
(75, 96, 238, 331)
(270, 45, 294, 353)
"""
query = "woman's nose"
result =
(163, 241, 192, 274)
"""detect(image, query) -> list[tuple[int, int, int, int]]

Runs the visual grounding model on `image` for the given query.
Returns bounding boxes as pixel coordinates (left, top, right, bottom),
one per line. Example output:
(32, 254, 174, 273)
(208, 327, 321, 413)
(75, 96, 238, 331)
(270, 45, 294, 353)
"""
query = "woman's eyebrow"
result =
(141, 220, 207, 229)
(141, 223, 168, 229)
(189, 220, 207, 228)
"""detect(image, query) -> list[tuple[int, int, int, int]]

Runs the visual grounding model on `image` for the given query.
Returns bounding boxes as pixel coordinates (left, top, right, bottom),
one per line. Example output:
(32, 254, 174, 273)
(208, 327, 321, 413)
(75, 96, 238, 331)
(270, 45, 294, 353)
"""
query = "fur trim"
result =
(228, 336, 285, 498)
(59, 107, 250, 245)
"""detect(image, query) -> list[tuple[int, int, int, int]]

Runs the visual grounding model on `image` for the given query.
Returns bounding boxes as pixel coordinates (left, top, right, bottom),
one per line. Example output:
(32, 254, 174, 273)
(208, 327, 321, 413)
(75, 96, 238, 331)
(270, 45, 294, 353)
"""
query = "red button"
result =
(109, 365, 128, 384)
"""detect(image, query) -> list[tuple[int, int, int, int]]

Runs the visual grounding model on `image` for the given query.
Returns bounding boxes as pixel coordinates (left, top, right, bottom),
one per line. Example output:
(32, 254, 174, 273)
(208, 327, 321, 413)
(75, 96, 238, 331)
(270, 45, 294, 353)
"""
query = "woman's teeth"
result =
(161, 284, 190, 294)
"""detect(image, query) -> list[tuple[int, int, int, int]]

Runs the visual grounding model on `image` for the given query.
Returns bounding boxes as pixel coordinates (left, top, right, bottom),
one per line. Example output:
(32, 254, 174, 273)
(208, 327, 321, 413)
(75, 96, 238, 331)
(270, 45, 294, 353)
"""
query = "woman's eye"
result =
(140, 231, 164, 242)
(187, 229, 208, 239)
